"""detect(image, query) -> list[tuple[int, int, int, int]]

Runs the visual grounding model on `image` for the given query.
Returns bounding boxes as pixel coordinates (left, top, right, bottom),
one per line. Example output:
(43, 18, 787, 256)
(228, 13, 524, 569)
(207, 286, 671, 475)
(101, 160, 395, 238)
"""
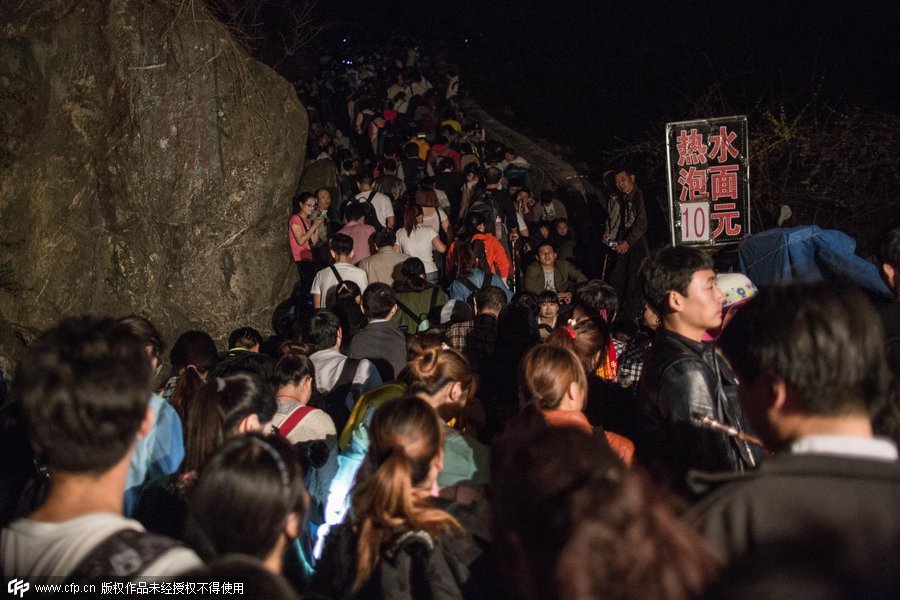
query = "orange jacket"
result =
(543, 409, 635, 466)
(446, 233, 510, 280)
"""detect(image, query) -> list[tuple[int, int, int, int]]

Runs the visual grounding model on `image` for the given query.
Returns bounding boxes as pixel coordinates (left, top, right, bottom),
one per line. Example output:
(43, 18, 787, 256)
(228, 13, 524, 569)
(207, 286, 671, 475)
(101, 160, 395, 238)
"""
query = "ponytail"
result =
(350, 396, 459, 591)
(182, 372, 277, 473)
(182, 378, 225, 473)
(170, 365, 205, 424)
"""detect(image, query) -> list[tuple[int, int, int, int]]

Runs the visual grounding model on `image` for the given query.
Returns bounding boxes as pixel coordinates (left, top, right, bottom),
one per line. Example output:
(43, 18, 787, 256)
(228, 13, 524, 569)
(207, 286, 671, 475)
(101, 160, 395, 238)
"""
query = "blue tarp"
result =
(737, 225, 892, 300)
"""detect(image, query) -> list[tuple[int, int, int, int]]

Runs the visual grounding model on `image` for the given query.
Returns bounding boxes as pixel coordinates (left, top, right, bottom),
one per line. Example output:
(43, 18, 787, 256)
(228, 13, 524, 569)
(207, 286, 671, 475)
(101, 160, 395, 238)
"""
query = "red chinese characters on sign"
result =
(708, 126, 739, 163)
(709, 164, 739, 201)
(676, 128, 708, 166)
(711, 202, 742, 238)
(668, 119, 747, 244)
(678, 166, 708, 201)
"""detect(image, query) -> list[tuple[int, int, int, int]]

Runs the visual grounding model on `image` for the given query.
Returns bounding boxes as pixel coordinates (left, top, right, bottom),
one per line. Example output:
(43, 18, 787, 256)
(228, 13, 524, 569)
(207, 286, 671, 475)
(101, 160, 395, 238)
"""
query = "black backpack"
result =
(403, 157, 428, 191)
(345, 190, 382, 229)
(468, 189, 499, 232)
(311, 357, 361, 436)
(68, 529, 180, 584)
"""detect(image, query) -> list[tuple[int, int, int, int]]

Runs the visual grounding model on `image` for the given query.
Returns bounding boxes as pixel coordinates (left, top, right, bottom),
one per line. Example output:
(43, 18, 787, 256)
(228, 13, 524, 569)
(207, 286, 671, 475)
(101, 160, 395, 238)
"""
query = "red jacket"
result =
(446, 233, 510, 279)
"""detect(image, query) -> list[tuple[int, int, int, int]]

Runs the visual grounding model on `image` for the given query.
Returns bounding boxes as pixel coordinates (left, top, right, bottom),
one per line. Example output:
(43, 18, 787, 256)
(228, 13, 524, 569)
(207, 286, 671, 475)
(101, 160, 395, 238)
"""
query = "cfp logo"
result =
(7, 579, 29, 598)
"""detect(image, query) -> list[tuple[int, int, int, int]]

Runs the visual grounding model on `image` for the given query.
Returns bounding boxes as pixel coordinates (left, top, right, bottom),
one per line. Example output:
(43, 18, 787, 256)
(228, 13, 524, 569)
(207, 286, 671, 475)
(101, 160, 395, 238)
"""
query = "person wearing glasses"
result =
(290, 192, 326, 313)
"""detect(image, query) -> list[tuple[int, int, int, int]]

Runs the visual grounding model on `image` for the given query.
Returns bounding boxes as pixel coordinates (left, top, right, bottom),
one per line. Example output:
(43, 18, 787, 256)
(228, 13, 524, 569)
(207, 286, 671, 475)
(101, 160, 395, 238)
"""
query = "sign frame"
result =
(665, 115, 751, 247)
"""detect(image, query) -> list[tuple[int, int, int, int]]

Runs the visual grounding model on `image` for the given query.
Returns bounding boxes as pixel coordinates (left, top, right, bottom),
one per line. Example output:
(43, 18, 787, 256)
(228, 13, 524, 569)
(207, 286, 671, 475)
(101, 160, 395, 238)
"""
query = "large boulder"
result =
(0, 0, 307, 366)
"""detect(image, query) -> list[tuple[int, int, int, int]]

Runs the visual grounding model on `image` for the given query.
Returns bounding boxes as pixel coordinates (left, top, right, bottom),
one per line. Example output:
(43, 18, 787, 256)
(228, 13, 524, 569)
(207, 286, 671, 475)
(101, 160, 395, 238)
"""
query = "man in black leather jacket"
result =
(636, 246, 755, 493)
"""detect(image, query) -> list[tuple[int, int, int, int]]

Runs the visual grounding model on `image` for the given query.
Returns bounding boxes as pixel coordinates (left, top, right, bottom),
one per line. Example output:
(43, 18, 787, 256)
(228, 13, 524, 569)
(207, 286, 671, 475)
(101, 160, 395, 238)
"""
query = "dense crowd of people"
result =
(1, 40, 899, 599)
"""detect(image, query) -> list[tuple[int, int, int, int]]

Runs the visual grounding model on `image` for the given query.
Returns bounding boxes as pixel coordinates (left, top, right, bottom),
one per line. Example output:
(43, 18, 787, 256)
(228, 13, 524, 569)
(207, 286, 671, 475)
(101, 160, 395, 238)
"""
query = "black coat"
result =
(635, 329, 755, 493)
(348, 321, 408, 382)
(689, 452, 900, 595)
(307, 499, 490, 600)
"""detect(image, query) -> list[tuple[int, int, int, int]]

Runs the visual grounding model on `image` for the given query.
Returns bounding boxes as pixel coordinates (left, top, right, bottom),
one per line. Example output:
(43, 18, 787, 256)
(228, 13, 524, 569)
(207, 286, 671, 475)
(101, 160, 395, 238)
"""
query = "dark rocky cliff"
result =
(0, 0, 307, 371)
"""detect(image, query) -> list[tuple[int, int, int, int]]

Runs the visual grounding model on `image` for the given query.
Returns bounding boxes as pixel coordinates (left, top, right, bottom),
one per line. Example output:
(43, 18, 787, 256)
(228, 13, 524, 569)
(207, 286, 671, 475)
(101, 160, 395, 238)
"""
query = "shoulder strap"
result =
(367, 189, 377, 203)
(329, 264, 344, 285)
(332, 357, 361, 396)
(396, 300, 421, 324)
(278, 405, 317, 438)
(68, 528, 179, 583)
(460, 277, 479, 294)
(479, 270, 493, 291)
(321, 357, 362, 434)
(428, 286, 440, 308)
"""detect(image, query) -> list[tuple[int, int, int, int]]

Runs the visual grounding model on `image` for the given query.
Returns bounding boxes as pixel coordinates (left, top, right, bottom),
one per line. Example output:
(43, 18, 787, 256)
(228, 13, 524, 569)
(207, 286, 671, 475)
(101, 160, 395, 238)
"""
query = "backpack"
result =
(403, 157, 427, 191)
(68, 529, 180, 583)
(469, 189, 511, 243)
(345, 190, 382, 229)
(311, 357, 361, 435)
(396, 287, 441, 333)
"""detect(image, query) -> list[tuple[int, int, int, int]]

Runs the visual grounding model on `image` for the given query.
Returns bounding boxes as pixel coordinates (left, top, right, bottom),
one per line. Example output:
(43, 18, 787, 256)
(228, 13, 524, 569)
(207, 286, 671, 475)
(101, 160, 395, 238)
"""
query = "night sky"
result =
(315, 0, 897, 154)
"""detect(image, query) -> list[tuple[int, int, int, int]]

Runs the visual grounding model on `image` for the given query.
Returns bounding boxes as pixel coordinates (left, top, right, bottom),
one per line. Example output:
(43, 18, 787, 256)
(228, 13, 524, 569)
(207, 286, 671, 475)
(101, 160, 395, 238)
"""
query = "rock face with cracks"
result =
(0, 0, 307, 370)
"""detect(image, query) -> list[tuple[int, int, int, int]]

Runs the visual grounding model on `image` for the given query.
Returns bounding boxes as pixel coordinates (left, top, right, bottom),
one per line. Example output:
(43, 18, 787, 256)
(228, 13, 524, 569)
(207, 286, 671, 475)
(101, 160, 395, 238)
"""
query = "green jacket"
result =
(524, 259, 587, 294)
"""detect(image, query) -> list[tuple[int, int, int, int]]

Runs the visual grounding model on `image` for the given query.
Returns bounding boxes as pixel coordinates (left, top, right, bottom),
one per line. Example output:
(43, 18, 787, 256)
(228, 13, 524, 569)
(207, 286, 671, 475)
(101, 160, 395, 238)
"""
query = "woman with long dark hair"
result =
(161, 330, 218, 420)
(135, 372, 277, 540)
(445, 212, 510, 282)
(309, 396, 483, 599)
(447, 240, 512, 303)
(415, 184, 450, 238)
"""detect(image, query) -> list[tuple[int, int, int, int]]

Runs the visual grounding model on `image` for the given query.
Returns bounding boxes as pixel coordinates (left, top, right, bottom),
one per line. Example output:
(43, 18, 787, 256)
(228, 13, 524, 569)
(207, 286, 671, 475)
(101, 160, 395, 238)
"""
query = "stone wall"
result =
(0, 0, 308, 371)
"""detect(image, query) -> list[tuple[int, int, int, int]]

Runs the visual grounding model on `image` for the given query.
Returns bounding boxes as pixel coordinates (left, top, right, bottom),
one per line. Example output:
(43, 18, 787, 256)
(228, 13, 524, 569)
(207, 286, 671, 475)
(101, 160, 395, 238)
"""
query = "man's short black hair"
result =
(876, 225, 900, 268)
(13, 316, 152, 473)
(305, 311, 340, 350)
(436, 157, 455, 172)
(345, 203, 365, 223)
(640, 246, 713, 317)
(572, 280, 618, 319)
(719, 282, 889, 416)
(362, 282, 396, 319)
(404, 142, 420, 158)
(374, 228, 397, 249)
(484, 166, 502, 185)
(537, 290, 560, 305)
(228, 327, 263, 350)
(475, 286, 508, 314)
(535, 240, 557, 255)
(331, 233, 354, 257)
(356, 173, 373, 186)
